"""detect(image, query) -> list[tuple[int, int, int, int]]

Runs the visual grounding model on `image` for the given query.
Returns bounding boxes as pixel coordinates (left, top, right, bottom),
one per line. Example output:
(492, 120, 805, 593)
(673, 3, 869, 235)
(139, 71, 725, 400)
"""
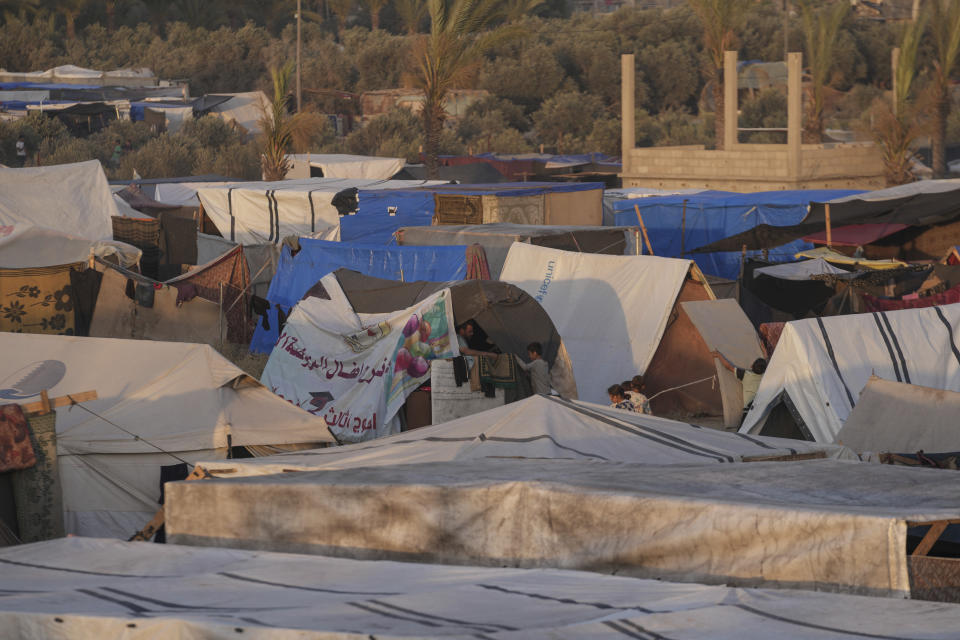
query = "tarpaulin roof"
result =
(742, 302, 960, 443)
(167, 457, 960, 597)
(612, 189, 863, 279)
(8, 537, 960, 639)
(802, 223, 909, 246)
(342, 189, 437, 244)
(288, 153, 405, 180)
(752, 258, 848, 281)
(249, 240, 468, 353)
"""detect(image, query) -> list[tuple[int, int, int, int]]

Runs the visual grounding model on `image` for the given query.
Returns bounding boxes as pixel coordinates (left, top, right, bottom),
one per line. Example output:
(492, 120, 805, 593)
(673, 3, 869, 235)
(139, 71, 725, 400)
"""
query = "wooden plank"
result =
(633, 204, 654, 255)
(825, 202, 833, 248)
(912, 521, 949, 557)
(20, 390, 97, 415)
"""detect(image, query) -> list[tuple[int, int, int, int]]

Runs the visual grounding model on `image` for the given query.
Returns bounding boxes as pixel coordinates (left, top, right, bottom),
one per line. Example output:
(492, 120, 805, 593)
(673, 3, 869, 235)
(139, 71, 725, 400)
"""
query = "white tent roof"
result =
(288, 153, 404, 179)
(753, 258, 848, 280)
(197, 394, 853, 477)
(196, 178, 442, 245)
(167, 458, 960, 597)
(836, 376, 960, 454)
(0, 333, 333, 538)
(500, 243, 708, 403)
(207, 91, 270, 137)
(0, 160, 117, 241)
(741, 303, 960, 443)
(0, 226, 139, 268)
(3, 537, 960, 639)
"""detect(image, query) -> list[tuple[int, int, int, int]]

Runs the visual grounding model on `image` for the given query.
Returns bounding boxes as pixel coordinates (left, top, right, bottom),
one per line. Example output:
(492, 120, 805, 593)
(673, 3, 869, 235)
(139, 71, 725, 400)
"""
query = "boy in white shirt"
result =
(515, 342, 551, 396)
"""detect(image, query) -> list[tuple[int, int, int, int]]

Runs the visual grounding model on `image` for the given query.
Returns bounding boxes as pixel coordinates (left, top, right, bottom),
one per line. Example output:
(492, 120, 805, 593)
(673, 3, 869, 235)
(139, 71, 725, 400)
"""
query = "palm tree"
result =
(260, 63, 328, 181)
(687, 0, 751, 150)
(928, 0, 960, 177)
(327, 0, 354, 35)
(395, 0, 428, 33)
(800, 0, 848, 143)
(414, 0, 513, 176)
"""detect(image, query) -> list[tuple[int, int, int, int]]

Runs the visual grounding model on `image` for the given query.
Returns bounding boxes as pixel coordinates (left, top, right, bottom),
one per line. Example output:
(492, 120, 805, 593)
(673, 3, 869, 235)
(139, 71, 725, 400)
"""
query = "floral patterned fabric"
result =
(0, 264, 79, 335)
(0, 404, 36, 473)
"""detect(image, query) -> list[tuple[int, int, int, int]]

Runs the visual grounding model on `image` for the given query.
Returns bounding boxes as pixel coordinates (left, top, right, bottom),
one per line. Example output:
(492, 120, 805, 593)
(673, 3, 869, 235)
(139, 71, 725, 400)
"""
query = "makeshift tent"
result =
(206, 91, 270, 137)
(392, 161, 507, 183)
(428, 182, 604, 226)
(644, 298, 765, 426)
(835, 376, 960, 455)
(0, 333, 334, 539)
(602, 187, 708, 225)
(0, 160, 118, 241)
(612, 189, 862, 280)
(250, 240, 468, 353)
(286, 153, 404, 180)
(753, 258, 847, 280)
(196, 178, 441, 245)
(0, 227, 139, 269)
(500, 243, 714, 404)
(196, 394, 852, 477)
(9, 538, 960, 639)
(741, 303, 960, 443)
(168, 457, 960, 598)
(341, 189, 437, 244)
(396, 224, 639, 278)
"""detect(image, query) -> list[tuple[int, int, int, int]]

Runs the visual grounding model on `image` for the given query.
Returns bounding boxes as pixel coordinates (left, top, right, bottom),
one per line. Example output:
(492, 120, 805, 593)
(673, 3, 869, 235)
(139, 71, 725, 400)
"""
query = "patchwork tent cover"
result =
(397, 223, 637, 278)
(6, 538, 960, 640)
(500, 243, 710, 404)
(196, 394, 853, 477)
(250, 240, 467, 353)
(0, 160, 118, 241)
(741, 303, 960, 443)
(835, 376, 960, 454)
(612, 189, 862, 279)
(0, 332, 334, 538)
(167, 458, 960, 597)
(196, 179, 441, 245)
(288, 153, 405, 180)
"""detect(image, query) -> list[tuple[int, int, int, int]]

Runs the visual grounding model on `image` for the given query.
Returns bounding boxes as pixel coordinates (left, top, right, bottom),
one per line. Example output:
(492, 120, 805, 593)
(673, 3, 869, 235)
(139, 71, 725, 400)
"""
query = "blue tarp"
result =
(250, 239, 468, 353)
(611, 189, 865, 279)
(427, 182, 604, 196)
(0, 82, 100, 90)
(342, 190, 437, 244)
(129, 102, 191, 121)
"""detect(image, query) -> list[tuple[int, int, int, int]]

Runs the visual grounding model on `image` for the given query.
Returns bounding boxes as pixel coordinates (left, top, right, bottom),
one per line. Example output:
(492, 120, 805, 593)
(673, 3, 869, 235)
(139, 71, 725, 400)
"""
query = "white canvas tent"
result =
(0, 333, 334, 538)
(286, 153, 404, 180)
(197, 394, 853, 478)
(4, 537, 960, 639)
(836, 376, 960, 454)
(196, 178, 441, 245)
(500, 243, 714, 404)
(167, 458, 960, 597)
(741, 303, 960, 443)
(0, 160, 118, 241)
(207, 91, 270, 137)
(0, 227, 139, 269)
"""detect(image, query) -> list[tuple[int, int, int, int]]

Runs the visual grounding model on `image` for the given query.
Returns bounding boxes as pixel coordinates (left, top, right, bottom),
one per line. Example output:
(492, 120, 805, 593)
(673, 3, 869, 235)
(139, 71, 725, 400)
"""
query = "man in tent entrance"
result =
(515, 342, 551, 396)
(455, 321, 496, 369)
(714, 351, 768, 419)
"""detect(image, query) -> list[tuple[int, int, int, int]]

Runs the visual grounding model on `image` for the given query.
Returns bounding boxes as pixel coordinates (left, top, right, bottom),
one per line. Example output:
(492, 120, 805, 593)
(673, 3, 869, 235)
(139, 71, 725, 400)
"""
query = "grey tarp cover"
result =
(5, 538, 960, 639)
(167, 458, 960, 597)
(334, 269, 578, 398)
(836, 376, 960, 454)
(396, 223, 636, 278)
(195, 394, 853, 477)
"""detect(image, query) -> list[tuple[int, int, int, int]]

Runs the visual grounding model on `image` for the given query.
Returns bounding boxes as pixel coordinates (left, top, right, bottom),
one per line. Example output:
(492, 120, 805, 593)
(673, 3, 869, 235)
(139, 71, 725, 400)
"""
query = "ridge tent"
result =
(500, 243, 714, 405)
(195, 394, 852, 478)
(741, 303, 960, 443)
(249, 240, 468, 353)
(428, 182, 604, 226)
(0, 333, 334, 539)
(9, 538, 960, 639)
(396, 223, 639, 279)
(612, 189, 862, 280)
(835, 376, 960, 455)
(0, 160, 118, 241)
(286, 154, 405, 180)
(196, 178, 442, 245)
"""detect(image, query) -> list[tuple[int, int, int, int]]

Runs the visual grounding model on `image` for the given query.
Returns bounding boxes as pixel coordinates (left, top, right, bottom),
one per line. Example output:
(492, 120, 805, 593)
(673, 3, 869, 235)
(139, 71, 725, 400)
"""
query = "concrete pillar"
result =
(787, 51, 802, 180)
(621, 54, 636, 163)
(723, 50, 739, 150)
(12, 411, 64, 543)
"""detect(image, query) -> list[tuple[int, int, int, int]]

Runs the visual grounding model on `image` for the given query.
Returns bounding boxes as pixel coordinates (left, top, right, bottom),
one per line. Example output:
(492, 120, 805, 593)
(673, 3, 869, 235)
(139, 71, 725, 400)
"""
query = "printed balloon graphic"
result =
(407, 356, 429, 378)
(402, 314, 420, 338)
(0, 360, 67, 400)
(395, 347, 413, 372)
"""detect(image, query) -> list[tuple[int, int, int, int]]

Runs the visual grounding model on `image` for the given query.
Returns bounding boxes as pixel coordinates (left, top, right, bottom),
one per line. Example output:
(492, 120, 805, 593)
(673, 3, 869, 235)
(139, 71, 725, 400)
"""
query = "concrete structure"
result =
(620, 52, 885, 192)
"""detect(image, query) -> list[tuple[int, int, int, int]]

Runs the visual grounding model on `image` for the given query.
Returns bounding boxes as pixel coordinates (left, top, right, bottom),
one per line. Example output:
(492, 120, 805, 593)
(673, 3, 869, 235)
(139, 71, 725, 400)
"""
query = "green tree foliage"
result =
(800, 0, 848, 143)
(926, 0, 960, 177)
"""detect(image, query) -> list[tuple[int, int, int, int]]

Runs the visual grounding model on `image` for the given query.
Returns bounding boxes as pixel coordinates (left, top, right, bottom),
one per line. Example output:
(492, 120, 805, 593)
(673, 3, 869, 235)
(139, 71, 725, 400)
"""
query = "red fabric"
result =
(171, 245, 252, 343)
(758, 322, 785, 358)
(803, 223, 909, 247)
(863, 282, 960, 312)
(465, 244, 491, 280)
(0, 404, 36, 472)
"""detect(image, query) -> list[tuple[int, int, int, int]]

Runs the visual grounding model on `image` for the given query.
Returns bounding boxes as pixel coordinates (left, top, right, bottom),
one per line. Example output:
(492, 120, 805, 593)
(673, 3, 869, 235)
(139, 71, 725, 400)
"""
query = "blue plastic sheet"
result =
(611, 189, 864, 279)
(250, 239, 468, 353)
(343, 190, 437, 244)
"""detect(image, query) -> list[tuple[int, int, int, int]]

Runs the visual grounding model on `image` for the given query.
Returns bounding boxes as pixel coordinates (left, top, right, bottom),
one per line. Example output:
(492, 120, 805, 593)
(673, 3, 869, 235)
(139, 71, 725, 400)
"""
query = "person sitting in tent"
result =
(515, 341, 551, 396)
(629, 375, 652, 415)
(608, 384, 637, 412)
(714, 351, 767, 414)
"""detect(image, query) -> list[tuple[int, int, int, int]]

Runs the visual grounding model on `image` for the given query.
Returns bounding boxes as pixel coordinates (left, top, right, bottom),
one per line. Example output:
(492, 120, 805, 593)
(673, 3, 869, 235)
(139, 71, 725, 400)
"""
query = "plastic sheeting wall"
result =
(250, 240, 468, 353)
(612, 189, 862, 279)
(342, 189, 437, 244)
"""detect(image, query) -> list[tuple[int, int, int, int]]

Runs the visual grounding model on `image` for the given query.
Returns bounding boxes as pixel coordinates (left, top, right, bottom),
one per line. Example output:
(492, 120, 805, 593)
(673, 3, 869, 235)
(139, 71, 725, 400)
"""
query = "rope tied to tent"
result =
(647, 375, 717, 401)
(68, 403, 192, 466)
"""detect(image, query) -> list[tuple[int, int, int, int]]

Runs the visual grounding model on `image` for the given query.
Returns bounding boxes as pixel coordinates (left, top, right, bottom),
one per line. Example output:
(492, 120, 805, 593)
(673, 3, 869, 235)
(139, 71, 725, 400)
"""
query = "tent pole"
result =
(218, 283, 224, 350)
(681, 199, 687, 257)
(633, 204, 654, 255)
(825, 203, 832, 248)
(634, 228, 640, 255)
